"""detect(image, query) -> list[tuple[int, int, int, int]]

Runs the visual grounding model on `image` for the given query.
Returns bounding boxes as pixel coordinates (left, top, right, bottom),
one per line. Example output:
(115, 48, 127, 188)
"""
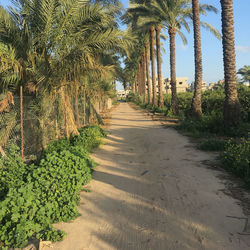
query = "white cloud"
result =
(235, 45, 250, 53)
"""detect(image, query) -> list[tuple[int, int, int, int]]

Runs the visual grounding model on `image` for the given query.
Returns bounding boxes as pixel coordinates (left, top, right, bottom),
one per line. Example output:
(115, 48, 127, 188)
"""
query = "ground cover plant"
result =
(0, 125, 106, 249)
(220, 138, 250, 186)
(198, 139, 226, 151)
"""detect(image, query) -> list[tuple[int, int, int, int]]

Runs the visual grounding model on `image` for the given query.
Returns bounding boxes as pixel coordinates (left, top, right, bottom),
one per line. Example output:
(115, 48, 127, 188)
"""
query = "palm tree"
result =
(125, 1, 164, 108)
(150, 0, 192, 114)
(0, 0, 131, 140)
(191, 1, 221, 117)
(191, 0, 202, 117)
(237, 65, 250, 84)
(132, 0, 220, 114)
(150, 26, 157, 106)
(220, 0, 240, 126)
(155, 24, 164, 108)
(145, 42, 152, 104)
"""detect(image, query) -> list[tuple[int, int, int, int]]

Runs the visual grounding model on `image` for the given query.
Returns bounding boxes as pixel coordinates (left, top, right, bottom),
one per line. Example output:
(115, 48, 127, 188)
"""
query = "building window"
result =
(179, 82, 183, 85)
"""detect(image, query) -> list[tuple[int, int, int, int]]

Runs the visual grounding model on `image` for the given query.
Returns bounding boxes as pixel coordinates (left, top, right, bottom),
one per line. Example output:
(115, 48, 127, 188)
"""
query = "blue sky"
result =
(119, 0, 250, 89)
(1, 0, 249, 89)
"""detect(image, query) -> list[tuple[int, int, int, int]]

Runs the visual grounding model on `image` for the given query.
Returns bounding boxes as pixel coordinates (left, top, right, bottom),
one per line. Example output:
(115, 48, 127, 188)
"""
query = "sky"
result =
(118, 0, 250, 89)
(1, 0, 249, 90)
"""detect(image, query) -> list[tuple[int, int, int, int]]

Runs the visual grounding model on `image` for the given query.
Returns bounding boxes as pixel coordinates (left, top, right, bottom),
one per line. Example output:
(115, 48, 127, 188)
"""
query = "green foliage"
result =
(42, 138, 71, 156)
(164, 92, 193, 117)
(176, 85, 250, 137)
(127, 92, 143, 105)
(198, 139, 225, 151)
(0, 125, 106, 248)
(221, 139, 250, 185)
(71, 125, 107, 151)
(177, 111, 224, 136)
(237, 65, 250, 83)
(130, 85, 249, 138)
(0, 143, 27, 200)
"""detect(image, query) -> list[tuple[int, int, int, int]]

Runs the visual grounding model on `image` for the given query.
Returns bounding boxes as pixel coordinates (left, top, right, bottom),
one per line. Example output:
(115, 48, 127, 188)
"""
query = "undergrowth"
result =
(198, 139, 226, 151)
(220, 138, 250, 186)
(0, 125, 106, 249)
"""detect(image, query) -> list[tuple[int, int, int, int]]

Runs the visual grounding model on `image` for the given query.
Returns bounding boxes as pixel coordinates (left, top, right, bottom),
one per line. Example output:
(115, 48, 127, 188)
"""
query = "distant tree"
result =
(237, 65, 250, 84)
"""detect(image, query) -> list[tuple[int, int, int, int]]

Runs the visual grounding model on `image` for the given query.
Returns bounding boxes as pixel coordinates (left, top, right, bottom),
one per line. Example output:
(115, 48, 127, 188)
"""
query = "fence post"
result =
(75, 89, 80, 128)
(83, 89, 86, 126)
(20, 85, 24, 161)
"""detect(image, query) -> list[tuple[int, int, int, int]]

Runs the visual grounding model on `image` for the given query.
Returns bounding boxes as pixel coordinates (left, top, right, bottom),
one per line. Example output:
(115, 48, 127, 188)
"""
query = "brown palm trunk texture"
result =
(156, 25, 164, 108)
(191, 0, 203, 117)
(169, 28, 178, 115)
(220, 0, 240, 126)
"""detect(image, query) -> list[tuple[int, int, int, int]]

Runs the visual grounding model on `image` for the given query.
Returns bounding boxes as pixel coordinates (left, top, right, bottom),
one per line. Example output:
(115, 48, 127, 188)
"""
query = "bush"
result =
(71, 125, 107, 151)
(42, 138, 71, 155)
(0, 143, 28, 201)
(198, 139, 225, 151)
(220, 139, 250, 184)
(0, 125, 106, 248)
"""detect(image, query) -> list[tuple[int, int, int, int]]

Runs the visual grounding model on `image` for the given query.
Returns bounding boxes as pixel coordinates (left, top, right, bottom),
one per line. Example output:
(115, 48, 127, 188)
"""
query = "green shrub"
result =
(0, 143, 28, 201)
(221, 139, 250, 184)
(198, 139, 225, 151)
(71, 125, 106, 151)
(0, 125, 105, 248)
(33, 149, 93, 222)
(42, 138, 71, 155)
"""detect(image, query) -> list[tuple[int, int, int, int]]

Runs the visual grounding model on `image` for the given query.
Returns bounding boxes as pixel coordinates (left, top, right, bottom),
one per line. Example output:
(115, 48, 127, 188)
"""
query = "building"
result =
(117, 89, 130, 98)
(208, 80, 225, 90)
(164, 77, 189, 94)
(188, 81, 207, 92)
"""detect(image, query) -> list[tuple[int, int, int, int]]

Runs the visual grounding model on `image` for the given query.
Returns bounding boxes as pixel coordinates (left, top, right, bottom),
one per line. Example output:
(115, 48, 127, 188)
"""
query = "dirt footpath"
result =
(47, 102, 250, 250)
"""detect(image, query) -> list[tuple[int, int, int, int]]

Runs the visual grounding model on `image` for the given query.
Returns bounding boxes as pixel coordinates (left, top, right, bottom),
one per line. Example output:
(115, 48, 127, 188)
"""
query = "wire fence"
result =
(0, 89, 113, 160)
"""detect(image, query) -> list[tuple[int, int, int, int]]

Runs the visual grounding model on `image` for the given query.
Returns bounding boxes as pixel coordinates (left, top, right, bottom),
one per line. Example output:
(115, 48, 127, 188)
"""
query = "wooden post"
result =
(20, 85, 24, 161)
(83, 89, 86, 125)
(75, 89, 80, 128)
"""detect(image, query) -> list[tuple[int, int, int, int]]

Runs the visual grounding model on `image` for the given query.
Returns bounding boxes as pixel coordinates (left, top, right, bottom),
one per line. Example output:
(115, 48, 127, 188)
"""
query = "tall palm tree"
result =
(150, 0, 192, 114)
(155, 24, 164, 108)
(0, 0, 131, 139)
(150, 26, 157, 106)
(122, 6, 153, 104)
(125, 1, 164, 108)
(220, 0, 240, 126)
(191, 0, 202, 117)
(145, 42, 152, 104)
(142, 49, 147, 103)
(191, 1, 221, 117)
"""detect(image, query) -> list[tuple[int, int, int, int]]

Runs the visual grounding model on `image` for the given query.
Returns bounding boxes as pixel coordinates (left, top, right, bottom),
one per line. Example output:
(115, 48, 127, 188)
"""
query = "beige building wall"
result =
(164, 77, 189, 94)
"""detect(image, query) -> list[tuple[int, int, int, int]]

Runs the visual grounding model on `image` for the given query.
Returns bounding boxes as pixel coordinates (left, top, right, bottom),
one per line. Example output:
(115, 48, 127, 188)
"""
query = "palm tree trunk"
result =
(136, 70, 139, 93)
(191, 0, 203, 117)
(169, 28, 178, 115)
(132, 81, 136, 93)
(220, 0, 240, 126)
(156, 25, 163, 108)
(139, 62, 142, 95)
(140, 60, 144, 96)
(145, 42, 152, 104)
(150, 27, 157, 106)
(142, 50, 147, 103)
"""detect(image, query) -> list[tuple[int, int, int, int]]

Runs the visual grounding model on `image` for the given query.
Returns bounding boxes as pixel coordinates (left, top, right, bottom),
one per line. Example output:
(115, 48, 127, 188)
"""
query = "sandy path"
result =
(46, 103, 250, 250)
